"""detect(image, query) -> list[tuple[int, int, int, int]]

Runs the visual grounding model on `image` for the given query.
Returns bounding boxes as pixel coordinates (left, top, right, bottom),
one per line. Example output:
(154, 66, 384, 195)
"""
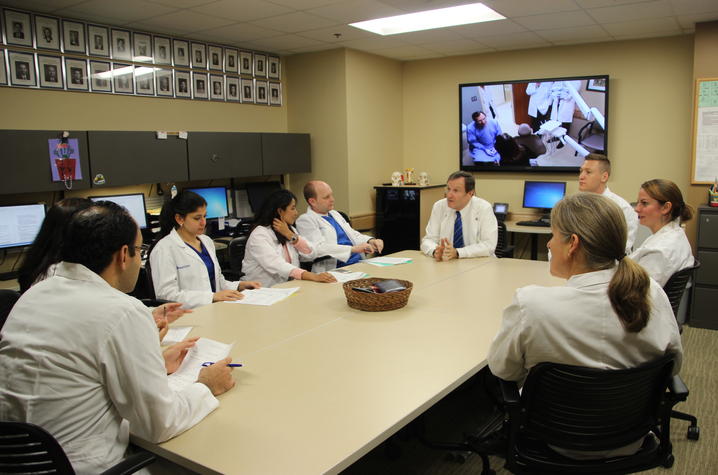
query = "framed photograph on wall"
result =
(154, 36, 171, 65)
(225, 48, 238, 73)
(4, 9, 33, 47)
(0, 50, 8, 85)
(38, 54, 63, 89)
(191, 42, 207, 69)
(89, 60, 111, 92)
(8, 51, 36, 87)
(240, 78, 254, 103)
(62, 20, 86, 54)
(587, 78, 607, 92)
(112, 62, 133, 94)
(255, 79, 268, 104)
(239, 51, 252, 75)
(65, 57, 88, 91)
(209, 74, 224, 100)
(173, 39, 189, 67)
(35, 16, 61, 51)
(193, 72, 208, 99)
(254, 54, 267, 78)
(226, 77, 239, 102)
(156, 68, 173, 97)
(133, 32, 152, 62)
(88, 24, 110, 57)
(268, 56, 280, 79)
(135, 66, 155, 95)
(111, 28, 131, 60)
(208, 45, 223, 71)
(175, 70, 191, 98)
(269, 82, 282, 106)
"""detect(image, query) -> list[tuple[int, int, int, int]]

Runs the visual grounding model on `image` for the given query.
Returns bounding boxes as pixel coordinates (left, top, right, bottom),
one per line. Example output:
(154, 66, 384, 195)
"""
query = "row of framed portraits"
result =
(0, 49, 282, 105)
(1, 7, 280, 78)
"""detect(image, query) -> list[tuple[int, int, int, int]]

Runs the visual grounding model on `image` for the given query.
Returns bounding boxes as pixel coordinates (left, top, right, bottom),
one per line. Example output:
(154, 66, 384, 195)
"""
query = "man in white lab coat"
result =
(578, 153, 638, 253)
(0, 202, 235, 474)
(421, 171, 498, 261)
(296, 180, 383, 273)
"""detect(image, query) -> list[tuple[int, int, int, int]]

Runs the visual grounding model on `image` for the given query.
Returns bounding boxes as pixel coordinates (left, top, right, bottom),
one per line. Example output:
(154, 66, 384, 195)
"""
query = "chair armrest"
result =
(668, 374, 689, 401)
(101, 451, 155, 475)
(499, 379, 520, 406)
(139, 298, 172, 308)
(222, 270, 244, 281)
(496, 245, 515, 259)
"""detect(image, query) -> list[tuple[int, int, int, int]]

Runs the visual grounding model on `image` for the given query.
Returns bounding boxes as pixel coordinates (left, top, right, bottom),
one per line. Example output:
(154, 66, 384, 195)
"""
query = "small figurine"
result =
(391, 171, 402, 186)
(419, 172, 429, 186)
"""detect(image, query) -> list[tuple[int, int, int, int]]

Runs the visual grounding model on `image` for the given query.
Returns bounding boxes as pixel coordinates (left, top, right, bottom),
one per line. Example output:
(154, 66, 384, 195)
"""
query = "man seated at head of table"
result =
(0, 201, 236, 474)
(420, 170, 498, 261)
(487, 193, 682, 460)
(295, 180, 383, 273)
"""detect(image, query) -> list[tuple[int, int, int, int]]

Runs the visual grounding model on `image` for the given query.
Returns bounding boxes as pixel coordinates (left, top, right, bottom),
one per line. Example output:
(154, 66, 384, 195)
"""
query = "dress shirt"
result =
(629, 219, 693, 287)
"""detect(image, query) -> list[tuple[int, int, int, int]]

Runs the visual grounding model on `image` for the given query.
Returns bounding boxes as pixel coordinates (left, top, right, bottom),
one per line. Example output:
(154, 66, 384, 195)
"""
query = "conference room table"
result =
(132, 250, 562, 474)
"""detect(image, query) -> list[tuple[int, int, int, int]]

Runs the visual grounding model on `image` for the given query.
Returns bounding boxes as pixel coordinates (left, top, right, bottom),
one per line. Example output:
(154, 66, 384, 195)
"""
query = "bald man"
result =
(295, 181, 383, 273)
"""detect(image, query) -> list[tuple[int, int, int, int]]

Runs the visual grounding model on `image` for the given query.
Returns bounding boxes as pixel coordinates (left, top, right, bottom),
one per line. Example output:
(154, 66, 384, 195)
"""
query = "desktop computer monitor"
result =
(91, 193, 148, 229)
(522, 181, 567, 211)
(246, 182, 282, 215)
(186, 186, 229, 219)
(0, 204, 46, 249)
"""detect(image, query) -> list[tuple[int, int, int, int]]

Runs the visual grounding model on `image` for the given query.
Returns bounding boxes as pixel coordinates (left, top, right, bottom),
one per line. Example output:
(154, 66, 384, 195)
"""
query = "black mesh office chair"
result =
(663, 259, 701, 440)
(0, 421, 155, 475)
(495, 221, 514, 258)
(222, 235, 248, 280)
(0, 289, 21, 333)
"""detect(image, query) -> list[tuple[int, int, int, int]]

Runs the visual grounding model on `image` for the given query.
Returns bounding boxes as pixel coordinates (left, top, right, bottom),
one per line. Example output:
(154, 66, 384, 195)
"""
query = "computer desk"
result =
(132, 251, 562, 474)
(504, 218, 553, 260)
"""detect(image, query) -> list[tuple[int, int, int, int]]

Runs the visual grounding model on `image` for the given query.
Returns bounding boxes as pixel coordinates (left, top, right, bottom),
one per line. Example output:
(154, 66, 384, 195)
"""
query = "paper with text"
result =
(364, 257, 413, 266)
(168, 338, 233, 391)
(225, 287, 299, 306)
(161, 326, 193, 345)
(328, 270, 369, 282)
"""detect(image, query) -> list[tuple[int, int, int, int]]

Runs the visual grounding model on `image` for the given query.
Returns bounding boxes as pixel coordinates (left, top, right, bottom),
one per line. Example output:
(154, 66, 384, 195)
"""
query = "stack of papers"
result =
(161, 326, 193, 345)
(364, 257, 413, 267)
(168, 338, 233, 391)
(225, 287, 300, 306)
(328, 270, 369, 283)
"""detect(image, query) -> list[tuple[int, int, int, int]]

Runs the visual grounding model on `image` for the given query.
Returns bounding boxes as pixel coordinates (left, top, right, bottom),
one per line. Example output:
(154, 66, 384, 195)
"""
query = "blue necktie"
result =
(453, 211, 464, 249)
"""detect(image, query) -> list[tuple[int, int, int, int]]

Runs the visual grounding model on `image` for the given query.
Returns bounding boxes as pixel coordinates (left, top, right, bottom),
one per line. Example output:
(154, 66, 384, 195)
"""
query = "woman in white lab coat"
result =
(242, 189, 336, 288)
(630, 179, 694, 287)
(150, 191, 260, 308)
(488, 193, 682, 458)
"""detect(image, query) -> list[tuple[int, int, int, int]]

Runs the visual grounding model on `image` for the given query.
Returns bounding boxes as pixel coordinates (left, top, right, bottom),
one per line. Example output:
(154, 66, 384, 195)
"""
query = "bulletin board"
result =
(691, 78, 718, 184)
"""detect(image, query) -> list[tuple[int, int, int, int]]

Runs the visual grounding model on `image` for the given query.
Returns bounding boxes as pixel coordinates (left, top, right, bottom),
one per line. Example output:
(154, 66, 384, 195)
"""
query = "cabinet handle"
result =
(210, 153, 220, 163)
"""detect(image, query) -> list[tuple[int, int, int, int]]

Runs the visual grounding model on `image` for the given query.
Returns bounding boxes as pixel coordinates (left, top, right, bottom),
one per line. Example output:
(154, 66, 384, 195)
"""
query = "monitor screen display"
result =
(0, 204, 46, 249)
(523, 181, 566, 210)
(246, 182, 282, 214)
(459, 75, 608, 172)
(91, 193, 148, 229)
(186, 186, 229, 219)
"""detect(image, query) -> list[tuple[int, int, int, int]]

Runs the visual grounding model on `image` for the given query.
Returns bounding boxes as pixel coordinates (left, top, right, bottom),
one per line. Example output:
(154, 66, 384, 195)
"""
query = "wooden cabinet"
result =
(187, 132, 262, 180)
(261, 133, 310, 175)
(692, 205, 718, 329)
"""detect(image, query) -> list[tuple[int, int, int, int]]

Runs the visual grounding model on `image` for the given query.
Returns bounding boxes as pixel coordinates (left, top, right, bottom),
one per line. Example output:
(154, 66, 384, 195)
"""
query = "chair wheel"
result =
(663, 454, 675, 468)
(687, 426, 700, 440)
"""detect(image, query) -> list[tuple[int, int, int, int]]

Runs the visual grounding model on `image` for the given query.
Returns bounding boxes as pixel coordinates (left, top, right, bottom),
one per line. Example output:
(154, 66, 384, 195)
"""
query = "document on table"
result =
(328, 270, 368, 283)
(168, 338, 233, 391)
(161, 326, 193, 345)
(364, 256, 413, 266)
(225, 287, 300, 306)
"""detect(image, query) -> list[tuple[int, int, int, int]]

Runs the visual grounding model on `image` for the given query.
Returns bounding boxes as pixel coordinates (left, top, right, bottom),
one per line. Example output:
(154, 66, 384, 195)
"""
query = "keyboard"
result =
(516, 220, 551, 227)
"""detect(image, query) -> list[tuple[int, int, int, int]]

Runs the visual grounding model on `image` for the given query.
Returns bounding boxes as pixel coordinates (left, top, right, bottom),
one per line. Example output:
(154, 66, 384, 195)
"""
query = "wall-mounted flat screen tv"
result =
(459, 75, 608, 173)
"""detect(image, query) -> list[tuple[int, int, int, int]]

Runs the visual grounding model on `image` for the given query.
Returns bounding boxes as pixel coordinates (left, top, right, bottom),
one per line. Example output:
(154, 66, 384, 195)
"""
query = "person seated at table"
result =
(420, 171, 497, 261)
(0, 201, 236, 474)
(242, 189, 337, 287)
(150, 191, 260, 308)
(295, 180, 383, 272)
(488, 192, 682, 459)
(630, 179, 694, 286)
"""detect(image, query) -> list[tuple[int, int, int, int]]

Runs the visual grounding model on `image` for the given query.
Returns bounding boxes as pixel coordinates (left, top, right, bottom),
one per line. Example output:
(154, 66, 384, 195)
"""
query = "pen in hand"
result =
(202, 362, 243, 367)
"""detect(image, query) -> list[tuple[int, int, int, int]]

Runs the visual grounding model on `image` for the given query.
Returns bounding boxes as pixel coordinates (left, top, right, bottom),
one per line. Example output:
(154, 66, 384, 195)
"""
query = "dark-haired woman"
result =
(488, 193, 682, 458)
(150, 191, 260, 308)
(18, 197, 93, 293)
(242, 189, 337, 287)
(630, 179, 694, 286)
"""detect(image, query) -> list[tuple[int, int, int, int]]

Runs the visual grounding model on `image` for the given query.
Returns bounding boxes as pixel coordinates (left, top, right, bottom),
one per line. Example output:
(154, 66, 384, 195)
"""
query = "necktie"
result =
(453, 211, 464, 249)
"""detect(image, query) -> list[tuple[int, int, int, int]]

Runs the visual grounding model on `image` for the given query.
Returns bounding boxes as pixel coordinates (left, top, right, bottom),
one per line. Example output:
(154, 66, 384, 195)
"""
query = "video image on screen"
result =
(459, 75, 608, 172)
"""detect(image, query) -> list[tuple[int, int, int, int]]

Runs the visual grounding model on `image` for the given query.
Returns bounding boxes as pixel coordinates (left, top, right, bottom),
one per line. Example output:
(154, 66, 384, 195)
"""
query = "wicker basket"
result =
(342, 278, 413, 312)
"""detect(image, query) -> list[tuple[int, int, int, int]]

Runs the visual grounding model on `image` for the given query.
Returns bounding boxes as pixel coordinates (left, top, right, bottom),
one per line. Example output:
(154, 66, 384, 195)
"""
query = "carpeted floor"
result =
(341, 325, 717, 475)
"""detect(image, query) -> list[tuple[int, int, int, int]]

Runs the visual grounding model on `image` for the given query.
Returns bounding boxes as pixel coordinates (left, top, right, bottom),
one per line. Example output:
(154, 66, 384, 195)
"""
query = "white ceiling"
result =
(3, 0, 717, 60)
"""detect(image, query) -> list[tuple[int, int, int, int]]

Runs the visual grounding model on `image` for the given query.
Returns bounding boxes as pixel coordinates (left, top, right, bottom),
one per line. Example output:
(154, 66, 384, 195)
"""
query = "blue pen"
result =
(201, 362, 243, 367)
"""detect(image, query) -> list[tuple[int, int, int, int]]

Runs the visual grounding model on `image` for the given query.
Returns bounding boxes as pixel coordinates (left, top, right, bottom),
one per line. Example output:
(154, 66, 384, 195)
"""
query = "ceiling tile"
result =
(514, 10, 597, 31)
(453, 19, 528, 38)
(379, 0, 480, 13)
(368, 44, 440, 58)
(191, 0, 292, 22)
(612, 29, 684, 40)
(575, 0, 653, 7)
(297, 24, 375, 42)
(129, 9, 236, 35)
(269, 0, 346, 9)
(0, 0, 85, 13)
(308, 0, 404, 23)
(535, 24, 610, 42)
(242, 33, 325, 51)
(677, 12, 718, 29)
(337, 35, 412, 51)
(249, 11, 339, 33)
(586, 0, 673, 23)
(201, 22, 284, 43)
(483, 0, 580, 17)
(601, 16, 681, 36)
(57, 0, 178, 25)
(424, 38, 493, 53)
(667, 0, 718, 15)
(286, 43, 342, 54)
(394, 27, 468, 45)
(146, 0, 216, 8)
(478, 31, 552, 49)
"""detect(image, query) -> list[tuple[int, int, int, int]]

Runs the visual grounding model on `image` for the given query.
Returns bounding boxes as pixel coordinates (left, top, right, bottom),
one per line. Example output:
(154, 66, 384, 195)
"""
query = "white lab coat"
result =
(549, 80, 582, 123)
(242, 225, 317, 288)
(150, 229, 240, 309)
(488, 268, 683, 384)
(602, 187, 639, 253)
(295, 208, 373, 273)
(526, 82, 553, 117)
(0, 262, 218, 474)
(629, 219, 694, 287)
(420, 196, 498, 258)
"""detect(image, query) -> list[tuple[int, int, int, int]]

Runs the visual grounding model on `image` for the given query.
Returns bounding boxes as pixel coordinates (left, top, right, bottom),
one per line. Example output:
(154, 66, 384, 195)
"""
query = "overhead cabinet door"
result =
(261, 133, 311, 175)
(187, 132, 262, 180)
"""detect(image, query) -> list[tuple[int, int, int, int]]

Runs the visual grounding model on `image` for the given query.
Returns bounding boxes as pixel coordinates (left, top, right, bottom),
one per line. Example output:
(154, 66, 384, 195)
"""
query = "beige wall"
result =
(402, 36, 695, 222)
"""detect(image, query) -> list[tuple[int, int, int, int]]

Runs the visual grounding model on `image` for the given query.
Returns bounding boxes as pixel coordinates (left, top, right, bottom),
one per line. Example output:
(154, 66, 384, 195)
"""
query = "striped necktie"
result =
(453, 211, 464, 249)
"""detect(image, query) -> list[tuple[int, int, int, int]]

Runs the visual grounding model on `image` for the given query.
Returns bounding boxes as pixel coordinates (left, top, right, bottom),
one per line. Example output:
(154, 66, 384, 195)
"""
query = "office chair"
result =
(0, 289, 21, 333)
(0, 421, 155, 475)
(575, 120, 605, 155)
(222, 235, 248, 280)
(495, 221, 515, 258)
(663, 259, 701, 440)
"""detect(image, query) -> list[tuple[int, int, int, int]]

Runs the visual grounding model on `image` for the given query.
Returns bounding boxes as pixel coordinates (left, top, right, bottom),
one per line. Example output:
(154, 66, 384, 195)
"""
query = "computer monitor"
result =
(522, 181, 566, 211)
(186, 186, 229, 219)
(246, 182, 282, 215)
(91, 193, 148, 229)
(0, 204, 46, 249)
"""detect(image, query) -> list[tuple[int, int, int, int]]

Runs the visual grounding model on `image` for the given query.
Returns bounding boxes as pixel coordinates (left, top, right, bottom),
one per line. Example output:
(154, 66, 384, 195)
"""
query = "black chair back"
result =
(0, 289, 20, 333)
(663, 259, 701, 318)
(229, 235, 249, 275)
(495, 221, 514, 258)
(0, 421, 75, 474)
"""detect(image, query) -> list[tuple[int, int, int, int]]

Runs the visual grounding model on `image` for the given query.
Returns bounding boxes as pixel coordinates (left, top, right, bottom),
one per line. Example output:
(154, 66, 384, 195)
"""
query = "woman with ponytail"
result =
(149, 191, 260, 308)
(630, 179, 694, 286)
